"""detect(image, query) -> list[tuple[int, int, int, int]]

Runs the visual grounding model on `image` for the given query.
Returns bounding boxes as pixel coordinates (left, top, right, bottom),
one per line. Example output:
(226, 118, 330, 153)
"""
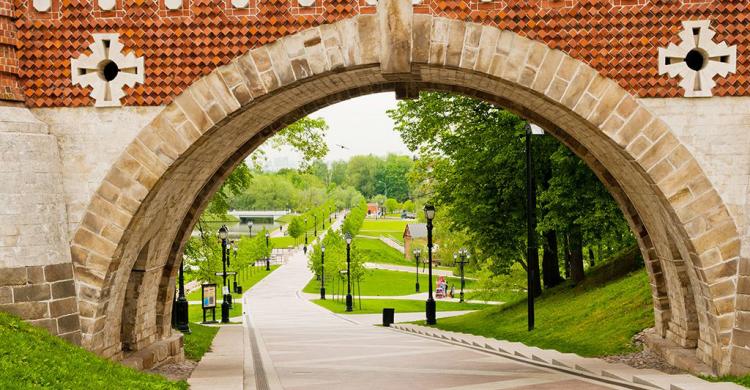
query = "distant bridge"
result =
(228, 210, 292, 221)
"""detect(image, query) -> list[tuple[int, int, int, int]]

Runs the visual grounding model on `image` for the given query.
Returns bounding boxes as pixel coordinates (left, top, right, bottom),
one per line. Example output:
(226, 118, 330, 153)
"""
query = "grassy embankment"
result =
(424, 248, 654, 357)
(358, 219, 410, 244)
(303, 268, 474, 297)
(0, 312, 187, 389)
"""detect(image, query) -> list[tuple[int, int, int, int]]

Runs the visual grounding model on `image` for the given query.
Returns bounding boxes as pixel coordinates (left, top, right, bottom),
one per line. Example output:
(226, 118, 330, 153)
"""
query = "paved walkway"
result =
(240, 248, 633, 389)
(188, 325, 244, 389)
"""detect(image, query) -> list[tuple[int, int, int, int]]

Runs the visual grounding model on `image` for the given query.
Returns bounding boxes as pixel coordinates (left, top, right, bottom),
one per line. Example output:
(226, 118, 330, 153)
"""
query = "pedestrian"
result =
(303, 245, 307, 254)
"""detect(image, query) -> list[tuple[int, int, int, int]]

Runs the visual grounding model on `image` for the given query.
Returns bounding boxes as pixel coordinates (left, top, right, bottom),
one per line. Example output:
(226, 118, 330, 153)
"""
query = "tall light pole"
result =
(314, 215, 318, 236)
(304, 218, 309, 254)
(320, 244, 326, 300)
(455, 248, 469, 303)
(247, 220, 253, 235)
(526, 123, 544, 331)
(413, 248, 421, 293)
(174, 259, 190, 333)
(345, 232, 353, 312)
(265, 231, 271, 271)
(218, 225, 230, 324)
(424, 204, 436, 325)
(232, 241, 239, 293)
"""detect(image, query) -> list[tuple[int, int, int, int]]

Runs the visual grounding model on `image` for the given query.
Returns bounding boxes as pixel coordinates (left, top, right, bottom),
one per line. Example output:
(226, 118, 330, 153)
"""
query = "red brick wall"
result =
(0, 0, 22, 102)
(10, 0, 750, 107)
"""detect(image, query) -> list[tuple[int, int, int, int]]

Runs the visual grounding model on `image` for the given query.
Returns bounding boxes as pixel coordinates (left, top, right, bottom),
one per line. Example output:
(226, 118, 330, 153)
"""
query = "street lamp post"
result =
(314, 215, 318, 236)
(232, 241, 239, 293)
(526, 123, 544, 331)
(265, 231, 271, 271)
(218, 225, 230, 324)
(345, 233, 353, 312)
(424, 204, 436, 325)
(455, 249, 469, 303)
(305, 218, 309, 254)
(247, 221, 253, 235)
(320, 244, 326, 300)
(413, 249, 421, 293)
(174, 259, 190, 333)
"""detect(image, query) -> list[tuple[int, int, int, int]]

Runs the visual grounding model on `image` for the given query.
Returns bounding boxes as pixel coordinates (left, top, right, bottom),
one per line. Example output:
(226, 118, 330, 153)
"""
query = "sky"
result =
(261, 92, 413, 171)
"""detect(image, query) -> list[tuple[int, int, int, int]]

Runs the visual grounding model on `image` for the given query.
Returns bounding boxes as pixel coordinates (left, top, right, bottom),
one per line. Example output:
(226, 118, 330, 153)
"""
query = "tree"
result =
(389, 92, 633, 290)
(287, 217, 305, 244)
(402, 199, 415, 214)
(384, 198, 400, 214)
(345, 155, 382, 198)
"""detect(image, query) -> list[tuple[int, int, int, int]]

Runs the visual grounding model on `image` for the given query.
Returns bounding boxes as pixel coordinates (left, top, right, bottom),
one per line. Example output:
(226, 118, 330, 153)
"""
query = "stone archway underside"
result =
(69, 4, 744, 375)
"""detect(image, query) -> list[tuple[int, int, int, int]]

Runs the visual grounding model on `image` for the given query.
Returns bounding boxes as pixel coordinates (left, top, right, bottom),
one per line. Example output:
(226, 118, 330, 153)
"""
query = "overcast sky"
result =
(261, 92, 413, 170)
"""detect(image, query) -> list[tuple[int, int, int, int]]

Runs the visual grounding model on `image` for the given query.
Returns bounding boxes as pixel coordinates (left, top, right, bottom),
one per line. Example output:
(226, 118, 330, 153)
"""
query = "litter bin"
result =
(235, 286, 243, 294)
(382, 308, 395, 327)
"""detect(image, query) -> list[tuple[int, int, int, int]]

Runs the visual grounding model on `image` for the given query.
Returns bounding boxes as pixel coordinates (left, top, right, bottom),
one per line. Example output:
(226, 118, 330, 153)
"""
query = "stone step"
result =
(670, 381, 746, 390)
(632, 374, 711, 390)
(601, 366, 664, 383)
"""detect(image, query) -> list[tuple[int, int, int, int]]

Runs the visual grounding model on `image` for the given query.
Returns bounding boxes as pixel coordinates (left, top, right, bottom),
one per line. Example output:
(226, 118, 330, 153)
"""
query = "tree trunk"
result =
(542, 230, 563, 288)
(569, 225, 585, 283)
(588, 247, 596, 268)
(562, 234, 571, 279)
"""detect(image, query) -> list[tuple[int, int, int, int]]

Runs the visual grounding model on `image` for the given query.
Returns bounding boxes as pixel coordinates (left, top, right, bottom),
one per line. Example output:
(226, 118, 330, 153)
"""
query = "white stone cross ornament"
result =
(71, 33, 145, 107)
(658, 20, 736, 97)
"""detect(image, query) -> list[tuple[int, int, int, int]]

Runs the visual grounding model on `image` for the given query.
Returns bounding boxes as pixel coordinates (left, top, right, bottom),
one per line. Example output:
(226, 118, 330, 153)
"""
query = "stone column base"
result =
(121, 333, 184, 370)
(642, 329, 713, 376)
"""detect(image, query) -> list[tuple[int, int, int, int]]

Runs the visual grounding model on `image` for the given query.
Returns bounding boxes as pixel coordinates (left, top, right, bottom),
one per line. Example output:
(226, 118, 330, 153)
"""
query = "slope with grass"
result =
(186, 265, 280, 301)
(358, 219, 410, 244)
(355, 237, 410, 266)
(0, 312, 186, 389)
(181, 323, 219, 361)
(425, 259, 653, 357)
(313, 298, 488, 314)
(303, 268, 473, 296)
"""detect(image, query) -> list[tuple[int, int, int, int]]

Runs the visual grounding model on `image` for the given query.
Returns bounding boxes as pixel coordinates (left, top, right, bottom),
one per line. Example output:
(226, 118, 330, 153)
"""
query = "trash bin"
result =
(235, 286, 243, 294)
(382, 308, 395, 327)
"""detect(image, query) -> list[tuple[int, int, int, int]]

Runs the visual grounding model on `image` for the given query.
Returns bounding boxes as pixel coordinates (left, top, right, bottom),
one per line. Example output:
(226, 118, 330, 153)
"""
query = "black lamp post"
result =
(174, 259, 190, 333)
(218, 225, 230, 324)
(320, 244, 326, 300)
(413, 248, 421, 293)
(305, 218, 308, 247)
(345, 232, 353, 312)
(232, 241, 239, 293)
(455, 248, 469, 303)
(314, 215, 318, 236)
(247, 221, 253, 235)
(526, 123, 544, 331)
(424, 204, 436, 325)
(265, 231, 271, 271)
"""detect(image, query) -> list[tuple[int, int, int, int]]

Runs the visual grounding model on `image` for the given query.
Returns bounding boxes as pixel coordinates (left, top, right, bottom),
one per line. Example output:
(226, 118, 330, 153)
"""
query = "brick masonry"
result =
(0, 262, 82, 344)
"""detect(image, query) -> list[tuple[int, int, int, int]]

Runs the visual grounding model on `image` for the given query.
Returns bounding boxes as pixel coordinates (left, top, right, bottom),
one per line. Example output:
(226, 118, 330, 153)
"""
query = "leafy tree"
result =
(384, 198, 400, 214)
(402, 199, 415, 213)
(287, 217, 305, 244)
(345, 155, 382, 198)
(389, 92, 633, 291)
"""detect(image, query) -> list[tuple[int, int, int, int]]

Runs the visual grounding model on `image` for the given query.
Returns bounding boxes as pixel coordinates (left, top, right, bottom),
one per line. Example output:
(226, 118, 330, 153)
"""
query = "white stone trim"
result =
(658, 20, 737, 98)
(70, 33, 145, 107)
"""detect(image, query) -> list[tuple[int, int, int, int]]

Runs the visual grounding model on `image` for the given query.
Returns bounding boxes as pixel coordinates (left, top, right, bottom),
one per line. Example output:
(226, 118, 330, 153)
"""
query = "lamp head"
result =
(424, 204, 436, 221)
(321, 244, 325, 253)
(218, 225, 228, 240)
(265, 232, 270, 239)
(413, 248, 421, 257)
(345, 232, 352, 245)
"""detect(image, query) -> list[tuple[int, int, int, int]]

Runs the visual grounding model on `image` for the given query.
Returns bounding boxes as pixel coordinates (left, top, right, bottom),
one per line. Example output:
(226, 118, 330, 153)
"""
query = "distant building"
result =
(403, 223, 427, 259)
(367, 203, 380, 216)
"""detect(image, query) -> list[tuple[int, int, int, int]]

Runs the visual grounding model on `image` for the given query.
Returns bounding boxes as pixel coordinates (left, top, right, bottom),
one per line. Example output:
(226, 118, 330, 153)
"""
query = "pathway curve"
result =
(241, 249, 632, 389)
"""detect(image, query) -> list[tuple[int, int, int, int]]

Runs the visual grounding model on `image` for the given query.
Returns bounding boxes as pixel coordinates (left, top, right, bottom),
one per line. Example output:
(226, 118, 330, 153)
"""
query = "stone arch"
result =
(68, 2, 743, 374)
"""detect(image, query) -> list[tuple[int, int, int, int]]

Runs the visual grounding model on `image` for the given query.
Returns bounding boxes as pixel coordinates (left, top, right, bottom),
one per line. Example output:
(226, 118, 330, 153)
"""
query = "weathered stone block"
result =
(0, 267, 26, 286)
(51, 280, 76, 299)
(29, 318, 58, 334)
(13, 284, 51, 302)
(57, 313, 81, 334)
(0, 286, 11, 304)
(49, 297, 78, 318)
(378, 0, 412, 73)
(0, 302, 48, 320)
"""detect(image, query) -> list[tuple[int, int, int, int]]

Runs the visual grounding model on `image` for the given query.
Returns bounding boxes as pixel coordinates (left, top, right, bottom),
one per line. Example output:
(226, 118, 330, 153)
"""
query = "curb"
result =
(389, 324, 743, 390)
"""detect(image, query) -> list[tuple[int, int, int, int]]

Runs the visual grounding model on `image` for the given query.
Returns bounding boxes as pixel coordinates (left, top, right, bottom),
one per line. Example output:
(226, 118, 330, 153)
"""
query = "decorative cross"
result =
(71, 33, 144, 107)
(658, 20, 736, 97)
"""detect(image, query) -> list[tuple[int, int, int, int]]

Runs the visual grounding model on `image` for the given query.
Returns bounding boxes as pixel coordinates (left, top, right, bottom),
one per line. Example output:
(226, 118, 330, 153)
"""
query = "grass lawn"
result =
(355, 237, 411, 266)
(0, 312, 186, 389)
(312, 298, 488, 314)
(276, 214, 295, 224)
(180, 323, 219, 361)
(359, 219, 410, 244)
(303, 268, 474, 297)
(271, 236, 296, 248)
(186, 265, 280, 301)
(423, 270, 654, 357)
(188, 302, 242, 324)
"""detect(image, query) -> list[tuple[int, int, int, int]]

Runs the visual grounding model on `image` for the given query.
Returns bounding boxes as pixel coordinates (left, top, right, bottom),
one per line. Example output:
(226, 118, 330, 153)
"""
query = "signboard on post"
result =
(201, 283, 217, 323)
